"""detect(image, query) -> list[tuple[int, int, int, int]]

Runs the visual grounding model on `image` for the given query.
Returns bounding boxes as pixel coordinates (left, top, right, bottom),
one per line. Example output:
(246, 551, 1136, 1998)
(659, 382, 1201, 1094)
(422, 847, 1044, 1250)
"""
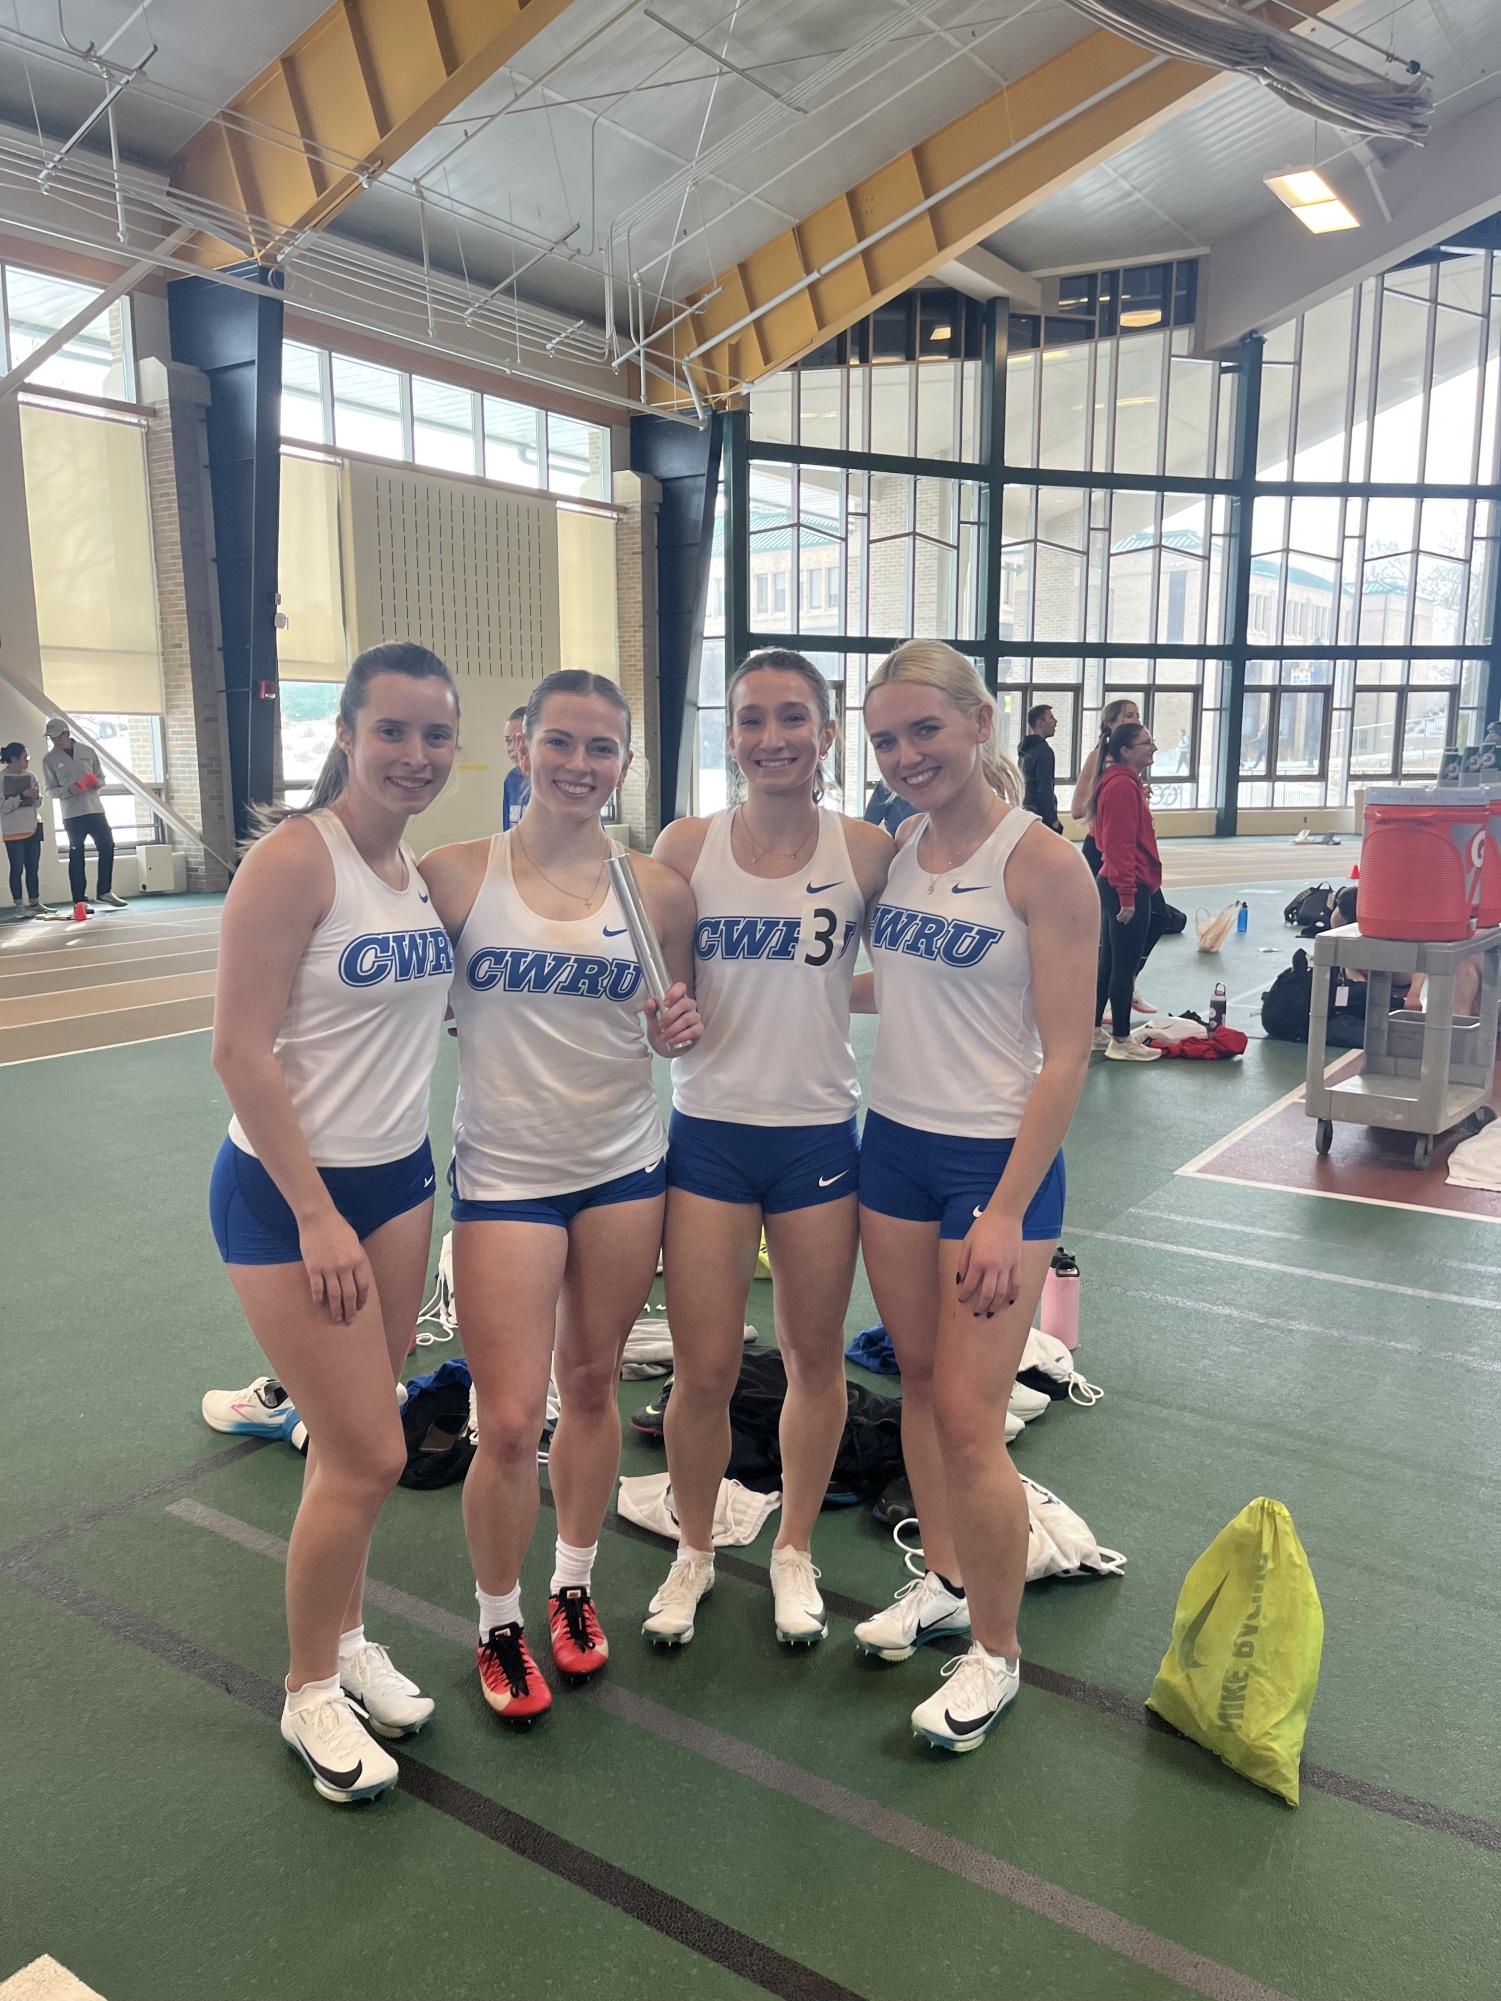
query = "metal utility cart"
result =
(1306, 924, 1500, 1168)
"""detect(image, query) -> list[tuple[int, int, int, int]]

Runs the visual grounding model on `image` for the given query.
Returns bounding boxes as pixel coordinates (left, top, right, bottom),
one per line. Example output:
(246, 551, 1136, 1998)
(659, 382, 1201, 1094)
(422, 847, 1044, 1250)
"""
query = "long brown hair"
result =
(724, 648, 836, 802)
(1086, 721, 1150, 824)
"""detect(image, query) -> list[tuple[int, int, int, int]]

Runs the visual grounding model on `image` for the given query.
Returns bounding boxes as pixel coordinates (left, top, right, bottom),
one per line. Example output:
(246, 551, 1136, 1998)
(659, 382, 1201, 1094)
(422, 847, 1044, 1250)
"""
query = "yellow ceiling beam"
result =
(660, 1, 1342, 404)
(168, 0, 577, 266)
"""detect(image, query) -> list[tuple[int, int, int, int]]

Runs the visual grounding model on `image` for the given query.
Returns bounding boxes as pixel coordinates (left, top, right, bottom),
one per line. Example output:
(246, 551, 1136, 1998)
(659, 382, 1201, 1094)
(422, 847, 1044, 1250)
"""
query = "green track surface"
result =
(3, 887, 1496, 2001)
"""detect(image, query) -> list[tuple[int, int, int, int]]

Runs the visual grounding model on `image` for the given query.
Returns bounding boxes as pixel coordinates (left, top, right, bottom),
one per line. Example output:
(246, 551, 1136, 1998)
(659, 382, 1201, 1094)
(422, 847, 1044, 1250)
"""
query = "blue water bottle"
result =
(1236, 900, 1248, 934)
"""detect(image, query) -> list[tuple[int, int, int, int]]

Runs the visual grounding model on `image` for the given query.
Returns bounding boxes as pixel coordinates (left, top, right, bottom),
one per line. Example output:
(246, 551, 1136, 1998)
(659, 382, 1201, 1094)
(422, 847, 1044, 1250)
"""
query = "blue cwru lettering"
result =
(696, 915, 801, 962)
(339, 928, 454, 987)
(465, 945, 643, 1003)
(869, 903, 1003, 970)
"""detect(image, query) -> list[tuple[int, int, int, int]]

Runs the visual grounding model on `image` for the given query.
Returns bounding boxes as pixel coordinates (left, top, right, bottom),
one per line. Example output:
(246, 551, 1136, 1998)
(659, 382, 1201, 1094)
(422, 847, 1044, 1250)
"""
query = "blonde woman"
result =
(853, 642, 1096, 1753)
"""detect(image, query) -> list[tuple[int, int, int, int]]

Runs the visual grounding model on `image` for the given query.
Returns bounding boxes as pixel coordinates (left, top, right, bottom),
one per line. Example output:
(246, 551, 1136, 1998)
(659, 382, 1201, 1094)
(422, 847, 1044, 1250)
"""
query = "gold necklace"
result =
(736, 806, 817, 871)
(514, 828, 609, 906)
(923, 802, 1003, 893)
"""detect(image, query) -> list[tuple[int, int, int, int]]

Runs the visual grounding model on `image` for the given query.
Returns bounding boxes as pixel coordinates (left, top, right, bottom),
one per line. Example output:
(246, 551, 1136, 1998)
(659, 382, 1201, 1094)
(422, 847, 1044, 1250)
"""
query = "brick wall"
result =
(612, 471, 662, 845)
(142, 362, 234, 890)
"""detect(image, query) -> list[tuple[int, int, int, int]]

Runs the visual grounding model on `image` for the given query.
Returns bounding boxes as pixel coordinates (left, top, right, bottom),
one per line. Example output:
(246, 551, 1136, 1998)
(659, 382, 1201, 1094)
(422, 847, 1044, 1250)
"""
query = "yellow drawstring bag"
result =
(1147, 1497, 1323, 1806)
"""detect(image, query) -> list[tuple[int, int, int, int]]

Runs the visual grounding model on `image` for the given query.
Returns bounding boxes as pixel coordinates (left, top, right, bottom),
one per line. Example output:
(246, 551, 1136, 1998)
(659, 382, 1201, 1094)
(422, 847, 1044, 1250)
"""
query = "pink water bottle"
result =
(1039, 1246, 1080, 1351)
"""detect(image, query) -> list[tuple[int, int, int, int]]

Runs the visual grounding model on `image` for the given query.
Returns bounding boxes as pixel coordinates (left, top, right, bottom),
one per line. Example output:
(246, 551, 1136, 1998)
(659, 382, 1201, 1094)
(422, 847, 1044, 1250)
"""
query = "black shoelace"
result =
(555, 1589, 598, 1654)
(480, 1624, 531, 1698)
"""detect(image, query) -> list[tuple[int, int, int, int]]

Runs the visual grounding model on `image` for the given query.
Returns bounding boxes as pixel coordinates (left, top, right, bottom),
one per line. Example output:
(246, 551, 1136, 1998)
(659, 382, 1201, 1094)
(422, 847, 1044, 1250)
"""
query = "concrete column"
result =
(613, 469, 663, 846)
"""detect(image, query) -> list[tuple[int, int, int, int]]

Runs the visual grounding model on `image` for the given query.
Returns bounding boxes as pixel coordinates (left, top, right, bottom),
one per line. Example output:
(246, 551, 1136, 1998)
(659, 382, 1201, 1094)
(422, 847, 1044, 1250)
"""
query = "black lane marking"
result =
(2, 1552, 871, 2001)
(0, 1437, 269, 1565)
(566, 1486, 1501, 1853)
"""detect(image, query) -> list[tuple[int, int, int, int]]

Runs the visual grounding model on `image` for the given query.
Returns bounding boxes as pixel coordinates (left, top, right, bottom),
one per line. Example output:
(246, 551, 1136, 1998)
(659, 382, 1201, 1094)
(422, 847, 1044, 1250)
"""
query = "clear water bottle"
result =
(1236, 900, 1249, 934)
(1210, 981, 1227, 1030)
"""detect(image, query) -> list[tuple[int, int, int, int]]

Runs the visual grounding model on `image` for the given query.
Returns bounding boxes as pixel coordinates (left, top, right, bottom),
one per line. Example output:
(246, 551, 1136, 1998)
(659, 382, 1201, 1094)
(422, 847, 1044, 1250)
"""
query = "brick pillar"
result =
(613, 470, 662, 846)
(140, 357, 235, 890)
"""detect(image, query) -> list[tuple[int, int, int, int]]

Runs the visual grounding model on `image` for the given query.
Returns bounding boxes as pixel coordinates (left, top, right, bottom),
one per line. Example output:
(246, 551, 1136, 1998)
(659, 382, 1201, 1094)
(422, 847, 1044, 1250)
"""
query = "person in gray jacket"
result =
(2, 740, 45, 913)
(42, 718, 124, 908)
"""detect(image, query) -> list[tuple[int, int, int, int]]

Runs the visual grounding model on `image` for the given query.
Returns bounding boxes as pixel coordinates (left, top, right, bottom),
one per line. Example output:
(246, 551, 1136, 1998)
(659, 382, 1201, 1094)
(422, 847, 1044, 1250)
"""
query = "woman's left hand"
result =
(956, 1207, 1023, 1317)
(645, 981, 703, 1055)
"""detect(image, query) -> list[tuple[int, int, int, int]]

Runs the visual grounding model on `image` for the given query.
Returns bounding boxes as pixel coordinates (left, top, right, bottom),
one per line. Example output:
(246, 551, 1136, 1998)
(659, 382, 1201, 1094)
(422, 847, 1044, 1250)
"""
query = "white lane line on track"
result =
(1182, 1168, 1501, 1227)
(1071, 1227, 1501, 1311)
(0, 1023, 211, 1066)
(1133, 1208, 1501, 1277)
(1122, 1286, 1501, 1376)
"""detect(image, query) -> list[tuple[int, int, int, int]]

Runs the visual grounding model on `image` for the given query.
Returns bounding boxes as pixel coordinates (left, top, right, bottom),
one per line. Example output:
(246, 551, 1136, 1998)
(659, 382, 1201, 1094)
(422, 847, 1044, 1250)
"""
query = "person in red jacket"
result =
(1091, 723, 1165, 1064)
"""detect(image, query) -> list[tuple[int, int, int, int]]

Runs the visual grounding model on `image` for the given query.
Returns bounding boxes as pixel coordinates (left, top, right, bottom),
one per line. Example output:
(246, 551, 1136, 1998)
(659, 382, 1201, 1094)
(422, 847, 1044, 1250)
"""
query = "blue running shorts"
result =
(858, 1110, 1065, 1243)
(666, 1110, 860, 1214)
(209, 1136, 436, 1266)
(449, 1156, 665, 1229)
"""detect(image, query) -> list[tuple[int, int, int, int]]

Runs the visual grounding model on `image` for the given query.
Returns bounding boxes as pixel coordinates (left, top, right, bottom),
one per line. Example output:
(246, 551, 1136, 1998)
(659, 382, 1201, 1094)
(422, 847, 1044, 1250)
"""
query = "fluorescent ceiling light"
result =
(1119, 307, 1162, 328)
(1264, 169, 1359, 233)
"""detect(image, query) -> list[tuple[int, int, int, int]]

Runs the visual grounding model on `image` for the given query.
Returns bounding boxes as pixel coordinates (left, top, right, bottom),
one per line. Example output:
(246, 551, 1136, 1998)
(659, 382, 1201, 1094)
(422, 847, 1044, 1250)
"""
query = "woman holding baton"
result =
(421, 670, 701, 1723)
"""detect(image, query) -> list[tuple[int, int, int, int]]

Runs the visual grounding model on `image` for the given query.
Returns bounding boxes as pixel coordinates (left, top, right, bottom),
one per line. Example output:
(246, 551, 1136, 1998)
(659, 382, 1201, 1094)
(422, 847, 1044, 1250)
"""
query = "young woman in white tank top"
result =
(851, 641, 1098, 1755)
(644, 651, 893, 1650)
(421, 671, 701, 1724)
(210, 644, 460, 1805)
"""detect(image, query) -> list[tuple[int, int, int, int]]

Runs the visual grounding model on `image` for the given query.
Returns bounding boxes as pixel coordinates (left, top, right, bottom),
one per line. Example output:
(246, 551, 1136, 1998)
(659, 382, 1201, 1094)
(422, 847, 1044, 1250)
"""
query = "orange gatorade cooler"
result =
(1360, 787, 1488, 941)
(1478, 786, 1501, 928)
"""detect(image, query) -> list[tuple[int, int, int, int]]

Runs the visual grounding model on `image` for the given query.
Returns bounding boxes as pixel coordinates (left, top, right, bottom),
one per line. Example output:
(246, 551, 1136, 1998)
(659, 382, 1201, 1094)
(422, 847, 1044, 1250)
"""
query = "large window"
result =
(1, 263, 132, 399)
(282, 340, 611, 501)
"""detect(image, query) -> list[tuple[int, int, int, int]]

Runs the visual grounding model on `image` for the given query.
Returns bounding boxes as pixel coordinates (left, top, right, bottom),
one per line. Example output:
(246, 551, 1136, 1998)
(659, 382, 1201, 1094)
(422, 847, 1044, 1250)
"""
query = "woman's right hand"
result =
(1115, 902, 1136, 924)
(298, 1209, 371, 1323)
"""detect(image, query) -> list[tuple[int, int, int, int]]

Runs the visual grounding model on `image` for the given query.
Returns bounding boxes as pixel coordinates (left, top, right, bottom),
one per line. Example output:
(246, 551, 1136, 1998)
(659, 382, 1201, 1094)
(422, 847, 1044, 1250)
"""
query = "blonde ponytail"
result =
(867, 640, 1022, 806)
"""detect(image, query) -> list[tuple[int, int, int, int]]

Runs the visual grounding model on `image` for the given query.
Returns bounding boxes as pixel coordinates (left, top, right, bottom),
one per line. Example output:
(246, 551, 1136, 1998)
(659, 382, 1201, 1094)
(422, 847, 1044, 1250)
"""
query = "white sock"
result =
(976, 1640, 1020, 1674)
(337, 1624, 365, 1657)
(477, 1583, 522, 1637)
(676, 1541, 714, 1565)
(771, 1544, 809, 1563)
(550, 1538, 597, 1593)
(284, 1670, 340, 1712)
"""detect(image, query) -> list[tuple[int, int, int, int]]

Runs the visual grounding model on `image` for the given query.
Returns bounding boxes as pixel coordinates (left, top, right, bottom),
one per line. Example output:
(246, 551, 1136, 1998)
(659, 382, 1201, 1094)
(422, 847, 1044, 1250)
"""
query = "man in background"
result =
(42, 718, 124, 908)
(1018, 703, 1062, 831)
(863, 777, 917, 836)
(503, 705, 530, 830)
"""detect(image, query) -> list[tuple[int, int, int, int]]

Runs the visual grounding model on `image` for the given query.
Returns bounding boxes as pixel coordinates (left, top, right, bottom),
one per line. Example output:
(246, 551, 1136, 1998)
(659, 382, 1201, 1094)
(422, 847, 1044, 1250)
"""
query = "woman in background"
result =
(1091, 721, 1166, 1064)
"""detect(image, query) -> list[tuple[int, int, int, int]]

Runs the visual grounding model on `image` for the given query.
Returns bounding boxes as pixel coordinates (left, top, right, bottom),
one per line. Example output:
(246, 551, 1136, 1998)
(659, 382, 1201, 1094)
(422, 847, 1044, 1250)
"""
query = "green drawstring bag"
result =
(1147, 1497, 1323, 1806)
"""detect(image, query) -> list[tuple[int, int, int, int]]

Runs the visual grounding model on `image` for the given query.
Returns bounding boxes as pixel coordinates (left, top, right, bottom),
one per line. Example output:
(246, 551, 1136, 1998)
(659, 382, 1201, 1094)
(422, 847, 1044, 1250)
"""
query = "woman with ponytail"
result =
(211, 643, 460, 1805)
(1090, 721, 1166, 1063)
(1070, 696, 1141, 858)
(852, 641, 1096, 1754)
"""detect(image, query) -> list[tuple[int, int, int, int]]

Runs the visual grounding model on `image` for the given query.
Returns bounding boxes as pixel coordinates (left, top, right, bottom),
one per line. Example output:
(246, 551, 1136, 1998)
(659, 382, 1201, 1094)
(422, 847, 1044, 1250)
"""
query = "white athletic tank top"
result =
(227, 811, 454, 1167)
(672, 808, 864, 1126)
(867, 807, 1042, 1139)
(449, 833, 664, 1200)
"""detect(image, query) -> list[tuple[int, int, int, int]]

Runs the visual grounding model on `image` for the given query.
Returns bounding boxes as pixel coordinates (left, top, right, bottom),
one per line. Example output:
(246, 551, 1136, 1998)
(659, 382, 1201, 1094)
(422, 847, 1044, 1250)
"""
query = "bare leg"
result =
(858, 1207, 951, 1576)
(931, 1237, 1055, 1656)
(228, 1261, 406, 1689)
(763, 1195, 859, 1551)
(549, 1193, 665, 1551)
(660, 1188, 762, 1552)
(335, 1200, 434, 1634)
(453, 1219, 567, 1597)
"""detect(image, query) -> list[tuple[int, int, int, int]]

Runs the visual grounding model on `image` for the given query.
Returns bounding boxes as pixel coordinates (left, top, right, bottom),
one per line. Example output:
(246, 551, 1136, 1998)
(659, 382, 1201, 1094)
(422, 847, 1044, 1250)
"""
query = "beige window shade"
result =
(558, 508, 619, 676)
(278, 452, 348, 682)
(21, 401, 163, 713)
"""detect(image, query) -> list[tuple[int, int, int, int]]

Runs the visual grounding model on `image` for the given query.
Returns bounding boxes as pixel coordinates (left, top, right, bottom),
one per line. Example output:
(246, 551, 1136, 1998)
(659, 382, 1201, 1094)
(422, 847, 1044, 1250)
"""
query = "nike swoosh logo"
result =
(806, 879, 843, 894)
(1176, 1574, 1227, 1672)
(604, 926, 628, 937)
(944, 1706, 1000, 1734)
(418, 891, 430, 903)
(299, 1746, 364, 1789)
(972, 1206, 984, 1220)
(818, 1172, 848, 1187)
(422, 1176, 435, 1190)
(951, 885, 989, 895)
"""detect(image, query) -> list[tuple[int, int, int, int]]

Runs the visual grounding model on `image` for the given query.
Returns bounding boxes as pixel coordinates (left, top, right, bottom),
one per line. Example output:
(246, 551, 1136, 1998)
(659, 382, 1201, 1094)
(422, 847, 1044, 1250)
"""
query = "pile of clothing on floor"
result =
(1128, 1011, 1248, 1058)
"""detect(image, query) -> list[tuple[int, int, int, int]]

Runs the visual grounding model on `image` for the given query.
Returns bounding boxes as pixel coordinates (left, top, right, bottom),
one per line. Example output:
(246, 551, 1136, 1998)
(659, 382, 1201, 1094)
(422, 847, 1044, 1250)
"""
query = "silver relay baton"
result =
(607, 848, 692, 1052)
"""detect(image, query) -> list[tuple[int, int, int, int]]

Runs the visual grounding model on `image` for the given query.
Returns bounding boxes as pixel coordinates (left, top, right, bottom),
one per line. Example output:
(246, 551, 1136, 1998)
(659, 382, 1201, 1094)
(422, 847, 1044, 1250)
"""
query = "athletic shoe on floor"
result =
(911, 1642, 1020, 1752)
(339, 1639, 434, 1738)
(770, 1546, 826, 1645)
(641, 1553, 714, 1646)
(96, 890, 127, 908)
(1105, 1037, 1162, 1062)
(549, 1587, 609, 1682)
(1091, 1028, 1111, 1052)
(1132, 990, 1155, 1014)
(853, 1569, 970, 1662)
(26, 900, 46, 915)
(476, 1622, 552, 1722)
(201, 1375, 299, 1439)
(280, 1691, 399, 1803)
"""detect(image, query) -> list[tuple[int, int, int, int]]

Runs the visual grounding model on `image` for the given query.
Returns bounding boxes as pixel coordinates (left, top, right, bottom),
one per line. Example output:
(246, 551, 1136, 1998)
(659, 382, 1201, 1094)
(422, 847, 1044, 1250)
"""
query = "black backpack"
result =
(1261, 948, 1368, 1047)
(1283, 883, 1335, 937)
(398, 1362, 475, 1490)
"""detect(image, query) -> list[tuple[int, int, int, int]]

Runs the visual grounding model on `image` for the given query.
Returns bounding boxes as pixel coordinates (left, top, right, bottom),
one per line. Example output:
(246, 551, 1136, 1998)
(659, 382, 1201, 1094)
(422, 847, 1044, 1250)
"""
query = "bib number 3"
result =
(804, 906, 837, 967)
